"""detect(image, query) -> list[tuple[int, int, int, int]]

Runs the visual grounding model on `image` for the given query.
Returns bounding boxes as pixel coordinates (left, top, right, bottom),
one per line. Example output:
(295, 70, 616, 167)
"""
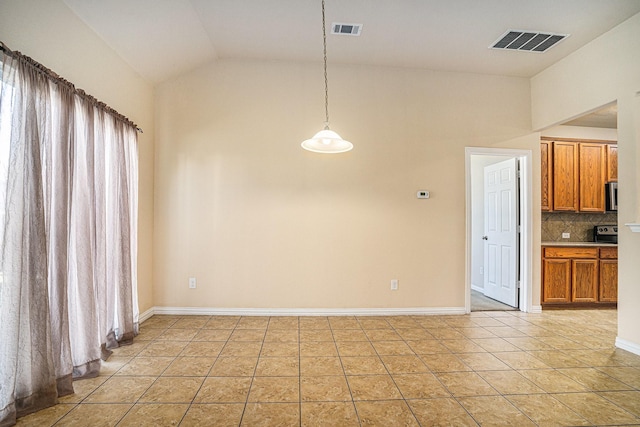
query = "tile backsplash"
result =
(542, 212, 618, 242)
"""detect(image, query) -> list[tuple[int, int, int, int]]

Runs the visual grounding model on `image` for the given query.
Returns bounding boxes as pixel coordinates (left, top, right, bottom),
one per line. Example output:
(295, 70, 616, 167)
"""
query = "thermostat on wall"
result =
(417, 190, 430, 199)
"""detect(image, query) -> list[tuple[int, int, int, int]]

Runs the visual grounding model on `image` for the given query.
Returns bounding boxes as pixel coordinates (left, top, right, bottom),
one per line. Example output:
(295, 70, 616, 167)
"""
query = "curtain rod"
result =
(0, 41, 143, 133)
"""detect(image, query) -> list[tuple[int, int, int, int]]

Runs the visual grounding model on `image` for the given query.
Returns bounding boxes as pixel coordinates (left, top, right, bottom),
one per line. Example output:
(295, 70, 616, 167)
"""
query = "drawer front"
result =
(600, 247, 618, 259)
(543, 247, 598, 259)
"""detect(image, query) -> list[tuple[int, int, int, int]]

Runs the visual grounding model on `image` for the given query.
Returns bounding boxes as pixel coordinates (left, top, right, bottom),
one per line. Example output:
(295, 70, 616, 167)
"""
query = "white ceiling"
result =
(564, 103, 618, 129)
(63, 0, 640, 85)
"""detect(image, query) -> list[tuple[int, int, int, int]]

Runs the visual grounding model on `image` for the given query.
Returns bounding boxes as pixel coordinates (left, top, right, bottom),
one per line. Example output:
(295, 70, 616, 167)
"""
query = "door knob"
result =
(482, 236, 488, 240)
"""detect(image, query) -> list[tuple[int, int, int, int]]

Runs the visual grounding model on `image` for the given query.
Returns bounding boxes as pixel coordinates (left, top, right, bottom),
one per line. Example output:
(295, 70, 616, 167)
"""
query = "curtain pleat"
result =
(93, 110, 111, 356)
(44, 83, 75, 397)
(68, 98, 102, 378)
(109, 121, 137, 345)
(0, 49, 139, 426)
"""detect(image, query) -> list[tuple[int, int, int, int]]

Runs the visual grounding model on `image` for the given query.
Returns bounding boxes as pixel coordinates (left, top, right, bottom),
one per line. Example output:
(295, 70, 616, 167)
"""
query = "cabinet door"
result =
(572, 259, 598, 302)
(553, 141, 578, 211)
(599, 259, 618, 302)
(541, 141, 553, 211)
(606, 144, 618, 182)
(578, 143, 606, 212)
(543, 258, 571, 303)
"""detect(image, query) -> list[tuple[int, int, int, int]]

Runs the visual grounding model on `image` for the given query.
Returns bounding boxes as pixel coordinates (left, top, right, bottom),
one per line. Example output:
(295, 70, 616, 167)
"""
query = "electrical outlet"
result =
(189, 277, 197, 289)
(562, 232, 570, 239)
(390, 279, 399, 290)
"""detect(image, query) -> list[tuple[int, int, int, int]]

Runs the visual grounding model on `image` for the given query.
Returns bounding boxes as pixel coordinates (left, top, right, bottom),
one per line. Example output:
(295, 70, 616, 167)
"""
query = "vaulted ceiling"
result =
(62, 0, 640, 84)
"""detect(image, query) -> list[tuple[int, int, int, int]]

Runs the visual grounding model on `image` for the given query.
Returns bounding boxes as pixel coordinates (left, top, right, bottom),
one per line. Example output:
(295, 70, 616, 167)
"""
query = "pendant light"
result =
(301, 0, 353, 153)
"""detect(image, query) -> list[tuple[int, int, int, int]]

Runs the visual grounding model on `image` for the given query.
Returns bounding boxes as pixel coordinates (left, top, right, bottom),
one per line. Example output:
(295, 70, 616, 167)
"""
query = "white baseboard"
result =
(139, 307, 155, 323)
(528, 305, 543, 314)
(471, 284, 484, 293)
(144, 306, 467, 318)
(615, 337, 640, 356)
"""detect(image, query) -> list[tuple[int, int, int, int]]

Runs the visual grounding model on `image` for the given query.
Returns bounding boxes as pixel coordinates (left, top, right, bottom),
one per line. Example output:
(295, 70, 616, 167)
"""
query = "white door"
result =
(483, 158, 518, 307)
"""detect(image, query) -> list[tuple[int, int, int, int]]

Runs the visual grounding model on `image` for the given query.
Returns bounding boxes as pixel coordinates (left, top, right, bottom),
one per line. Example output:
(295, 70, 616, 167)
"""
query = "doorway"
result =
(465, 147, 533, 313)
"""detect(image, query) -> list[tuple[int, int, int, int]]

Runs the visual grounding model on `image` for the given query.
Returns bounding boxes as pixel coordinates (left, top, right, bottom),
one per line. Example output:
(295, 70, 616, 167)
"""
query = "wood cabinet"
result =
(542, 246, 617, 307)
(541, 138, 616, 213)
(606, 144, 618, 182)
(541, 141, 553, 211)
(552, 141, 579, 211)
(542, 258, 571, 303)
(572, 259, 598, 302)
(578, 143, 606, 212)
(599, 247, 618, 302)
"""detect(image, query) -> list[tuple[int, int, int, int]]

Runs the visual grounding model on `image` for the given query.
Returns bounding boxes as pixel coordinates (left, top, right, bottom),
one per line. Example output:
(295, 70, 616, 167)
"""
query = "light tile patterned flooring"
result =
(17, 309, 640, 426)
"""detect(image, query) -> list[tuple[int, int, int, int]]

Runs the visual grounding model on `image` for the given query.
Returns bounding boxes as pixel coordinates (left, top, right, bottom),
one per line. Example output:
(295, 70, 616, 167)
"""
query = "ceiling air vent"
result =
(331, 23, 362, 36)
(490, 30, 568, 52)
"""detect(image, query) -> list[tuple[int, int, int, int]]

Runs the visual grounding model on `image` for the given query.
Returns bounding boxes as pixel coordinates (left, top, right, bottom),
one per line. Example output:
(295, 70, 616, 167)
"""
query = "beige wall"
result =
(541, 125, 617, 141)
(154, 59, 533, 310)
(532, 13, 640, 351)
(0, 0, 155, 313)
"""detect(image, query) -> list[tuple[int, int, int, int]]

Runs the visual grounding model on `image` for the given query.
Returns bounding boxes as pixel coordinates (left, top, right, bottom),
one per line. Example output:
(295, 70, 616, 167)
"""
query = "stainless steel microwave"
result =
(606, 182, 618, 211)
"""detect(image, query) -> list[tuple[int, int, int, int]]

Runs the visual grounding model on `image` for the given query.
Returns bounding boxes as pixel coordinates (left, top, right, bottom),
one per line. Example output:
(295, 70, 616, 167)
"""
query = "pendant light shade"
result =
(301, 0, 353, 154)
(301, 128, 353, 153)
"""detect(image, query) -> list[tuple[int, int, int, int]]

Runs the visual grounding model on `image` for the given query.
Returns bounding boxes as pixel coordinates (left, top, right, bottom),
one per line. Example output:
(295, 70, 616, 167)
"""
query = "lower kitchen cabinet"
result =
(572, 259, 598, 302)
(542, 258, 571, 303)
(542, 246, 617, 307)
(599, 247, 618, 303)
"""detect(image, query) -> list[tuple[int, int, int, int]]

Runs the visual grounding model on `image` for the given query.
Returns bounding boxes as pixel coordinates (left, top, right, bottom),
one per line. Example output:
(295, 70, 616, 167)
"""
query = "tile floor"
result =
(471, 290, 517, 311)
(16, 309, 640, 426)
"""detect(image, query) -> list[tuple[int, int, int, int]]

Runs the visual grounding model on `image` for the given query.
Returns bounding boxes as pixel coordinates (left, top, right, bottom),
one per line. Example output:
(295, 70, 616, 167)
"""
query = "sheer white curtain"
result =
(0, 48, 139, 426)
(0, 49, 59, 427)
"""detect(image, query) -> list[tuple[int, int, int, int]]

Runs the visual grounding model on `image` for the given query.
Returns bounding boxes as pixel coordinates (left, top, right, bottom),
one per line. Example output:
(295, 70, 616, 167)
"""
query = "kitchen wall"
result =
(154, 59, 535, 311)
(541, 212, 618, 242)
(542, 125, 617, 141)
(0, 0, 156, 313)
(532, 12, 640, 353)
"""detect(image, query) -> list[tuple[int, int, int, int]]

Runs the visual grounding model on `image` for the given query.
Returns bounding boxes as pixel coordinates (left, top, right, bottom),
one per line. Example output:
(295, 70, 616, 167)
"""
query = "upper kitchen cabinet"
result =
(541, 138, 616, 213)
(606, 144, 618, 182)
(552, 141, 579, 211)
(578, 143, 606, 212)
(541, 140, 553, 212)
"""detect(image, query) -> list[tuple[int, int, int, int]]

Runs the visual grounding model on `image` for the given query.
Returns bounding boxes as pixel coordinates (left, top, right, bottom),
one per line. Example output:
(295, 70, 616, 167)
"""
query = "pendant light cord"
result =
(322, 0, 330, 129)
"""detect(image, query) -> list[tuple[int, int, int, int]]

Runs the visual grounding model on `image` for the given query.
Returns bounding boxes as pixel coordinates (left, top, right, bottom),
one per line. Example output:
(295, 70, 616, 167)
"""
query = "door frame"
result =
(465, 147, 534, 313)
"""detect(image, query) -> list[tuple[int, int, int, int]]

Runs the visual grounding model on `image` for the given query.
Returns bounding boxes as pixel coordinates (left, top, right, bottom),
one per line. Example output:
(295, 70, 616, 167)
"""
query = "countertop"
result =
(541, 241, 617, 247)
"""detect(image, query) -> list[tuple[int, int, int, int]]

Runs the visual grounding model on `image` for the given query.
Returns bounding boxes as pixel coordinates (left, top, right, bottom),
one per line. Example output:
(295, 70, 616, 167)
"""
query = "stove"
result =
(594, 225, 618, 244)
